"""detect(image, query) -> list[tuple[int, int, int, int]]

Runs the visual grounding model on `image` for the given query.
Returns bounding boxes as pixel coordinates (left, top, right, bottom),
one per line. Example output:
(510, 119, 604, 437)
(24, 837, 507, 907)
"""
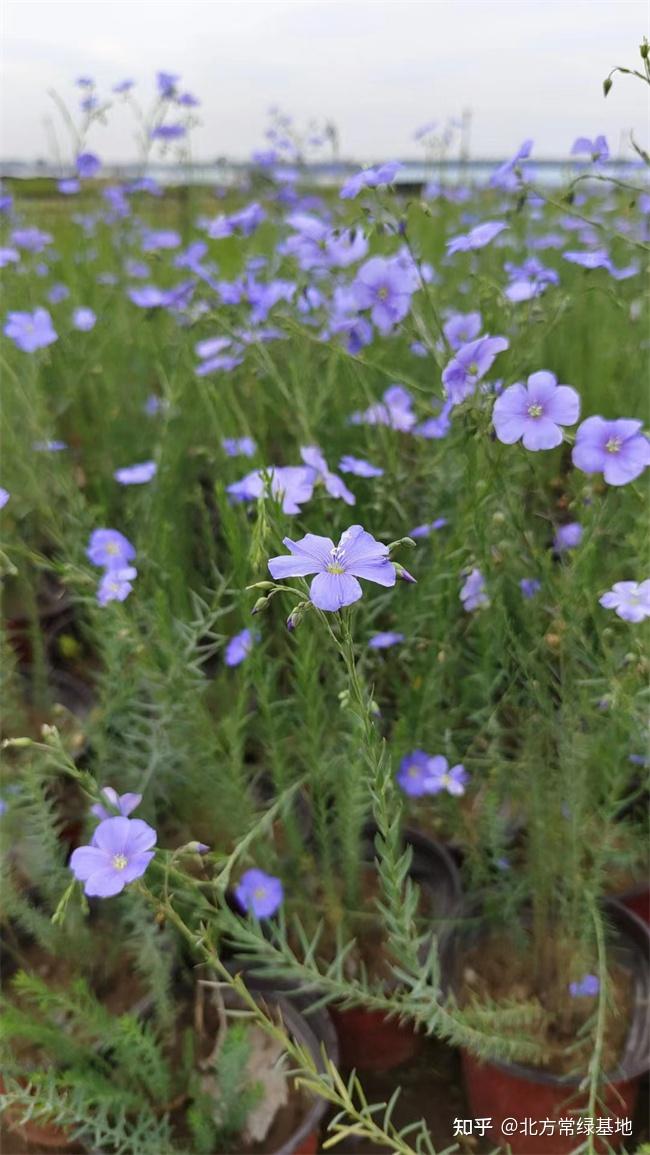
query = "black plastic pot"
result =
(200, 968, 340, 1155)
(447, 899, 650, 1155)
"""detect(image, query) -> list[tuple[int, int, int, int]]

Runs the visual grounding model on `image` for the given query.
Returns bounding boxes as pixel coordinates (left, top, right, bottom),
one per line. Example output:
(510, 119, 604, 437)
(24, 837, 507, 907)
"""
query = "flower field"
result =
(1, 50, 649, 1155)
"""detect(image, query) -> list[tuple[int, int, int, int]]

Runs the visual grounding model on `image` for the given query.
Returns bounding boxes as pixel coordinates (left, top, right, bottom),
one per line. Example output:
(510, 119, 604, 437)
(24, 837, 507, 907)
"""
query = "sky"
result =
(1, 0, 648, 163)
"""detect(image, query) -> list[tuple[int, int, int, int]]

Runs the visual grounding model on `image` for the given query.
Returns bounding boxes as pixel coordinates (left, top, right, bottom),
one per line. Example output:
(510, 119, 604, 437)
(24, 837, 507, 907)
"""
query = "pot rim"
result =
(211, 969, 340, 1155)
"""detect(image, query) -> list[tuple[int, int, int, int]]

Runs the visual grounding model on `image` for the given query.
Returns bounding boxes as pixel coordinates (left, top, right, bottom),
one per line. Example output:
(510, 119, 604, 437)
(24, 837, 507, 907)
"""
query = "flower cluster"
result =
(86, 529, 138, 606)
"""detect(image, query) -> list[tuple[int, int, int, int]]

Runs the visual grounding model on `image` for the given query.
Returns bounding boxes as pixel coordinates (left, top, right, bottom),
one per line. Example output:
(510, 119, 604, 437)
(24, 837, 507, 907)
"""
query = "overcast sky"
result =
(1, 0, 648, 162)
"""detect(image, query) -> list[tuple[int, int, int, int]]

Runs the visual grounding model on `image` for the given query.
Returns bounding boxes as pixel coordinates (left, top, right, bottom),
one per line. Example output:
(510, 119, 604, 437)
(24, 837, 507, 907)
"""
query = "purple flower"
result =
(572, 417, 650, 486)
(235, 868, 284, 918)
(128, 286, 168, 308)
(520, 578, 541, 599)
(300, 446, 355, 505)
(151, 124, 186, 141)
(553, 522, 583, 552)
(91, 787, 142, 821)
(0, 247, 19, 268)
(443, 311, 482, 349)
(493, 372, 580, 451)
(351, 256, 414, 334)
(114, 461, 157, 485)
(225, 628, 256, 667)
(369, 631, 405, 649)
(69, 816, 156, 897)
(569, 974, 600, 997)
(144, 394, 165, 416)
(397, 750, 437, 796)
(338, 456, 383, 478)
(113, 79, 134, 94)
(48, 283, 70, 304)
(460, 568, 488, 611)
(227, 466, 314, 515)
(97, 567, 137, 606)
(222, 437, 256, 458)
(195, 336, 244, 376)
(447, 220, 508, 255)
(442, 335, 509, 405)
(415, 399, 453, 440)
(58, 179, 80, 195)
(87, 528, 136, 570)
(340, 161, 402, 199)
(571, 135, 608, 162)
(425, 756, 469, 796)
(10, 227, 52, 252)
(268, 526, 397, 612)
(4, 308, 58, 352)
(141, 228, 181, 252)
(350, 385, 417, 432)
(490, 140, 534, 190)
(157, 71, 180, 97)
(397, 751, 467, 797)
(282, 213, 368, 270)
(72, 307, 97, 331)
(0, 488, 9, 509)
(599, 580, 650, 623)
(409, 518, 448, 538)
(76, 152, 102, 179)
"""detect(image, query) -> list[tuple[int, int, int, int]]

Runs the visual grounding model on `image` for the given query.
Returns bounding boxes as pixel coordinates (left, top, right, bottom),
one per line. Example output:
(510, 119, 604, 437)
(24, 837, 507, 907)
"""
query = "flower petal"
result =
(70, 846, 108, 881)
(309, 572, 362, 611)
(521, 418, 563, 451)
(120, 851, 155, 883)
(544, 385, 580, 426)
(124, 819, 157, 855)
(84, 869, 127, 898)
(347, 559, 397, 587)
(92, 816, 132, 855)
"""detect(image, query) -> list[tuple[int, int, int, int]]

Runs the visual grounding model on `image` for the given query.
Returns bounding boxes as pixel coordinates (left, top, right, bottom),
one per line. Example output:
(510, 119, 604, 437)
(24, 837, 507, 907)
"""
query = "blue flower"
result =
(225, 628, 257, 667)
(268, 526, 397, 612)
(235, 868, 284, 918)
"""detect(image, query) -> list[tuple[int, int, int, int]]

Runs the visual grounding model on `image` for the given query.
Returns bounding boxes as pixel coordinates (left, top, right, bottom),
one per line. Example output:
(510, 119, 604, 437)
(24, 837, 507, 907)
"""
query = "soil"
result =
(459, 932, 633, 1077)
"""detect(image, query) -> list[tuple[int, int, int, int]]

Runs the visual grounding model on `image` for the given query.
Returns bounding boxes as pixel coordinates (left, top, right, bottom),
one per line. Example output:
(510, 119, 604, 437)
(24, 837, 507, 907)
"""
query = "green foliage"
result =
(1, 969, 264, 1155)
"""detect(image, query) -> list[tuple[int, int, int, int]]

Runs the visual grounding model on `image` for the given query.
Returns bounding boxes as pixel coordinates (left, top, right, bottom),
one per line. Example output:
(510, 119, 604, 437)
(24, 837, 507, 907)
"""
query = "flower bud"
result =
(286, 601, 309, 632)
(247, 580, 275, 591)
(388, 537, 416, 554)
(251, 596, 270, 615)
(603, 77, 613, 96)
(395, 564, 417, 584)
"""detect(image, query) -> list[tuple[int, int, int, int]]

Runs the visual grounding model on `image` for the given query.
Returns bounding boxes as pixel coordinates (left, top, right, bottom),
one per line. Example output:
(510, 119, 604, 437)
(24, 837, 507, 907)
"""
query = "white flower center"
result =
(327, 546, 346, 574)
(605, 437, 621, 454)
(527, 403, 543, 418)
(112, 854, 128, 871)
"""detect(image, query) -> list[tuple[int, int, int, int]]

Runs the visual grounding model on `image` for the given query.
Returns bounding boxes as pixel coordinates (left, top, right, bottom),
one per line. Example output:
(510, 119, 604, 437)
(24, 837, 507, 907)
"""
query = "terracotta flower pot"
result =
(615, 882, 650, 927)
(453, 901, 650, 1155)
(0, 1076, 80, 1151)
(332, 825, 462, 1073)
